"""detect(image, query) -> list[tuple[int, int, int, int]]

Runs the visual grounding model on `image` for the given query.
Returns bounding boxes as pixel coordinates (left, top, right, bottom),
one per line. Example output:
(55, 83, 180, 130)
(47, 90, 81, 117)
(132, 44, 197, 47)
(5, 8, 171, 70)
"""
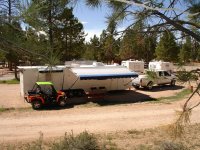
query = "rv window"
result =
(164, 71, 170, 76)
(159, 71, 164, 77)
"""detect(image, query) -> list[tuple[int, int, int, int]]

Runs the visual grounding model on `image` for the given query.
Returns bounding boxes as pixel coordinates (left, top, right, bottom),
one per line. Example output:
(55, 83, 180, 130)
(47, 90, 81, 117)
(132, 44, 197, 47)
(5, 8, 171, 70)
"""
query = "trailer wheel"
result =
(58, 97, 67, 107)
(146, 81, 153, 90)
(133, 84, 140, 89)
(171, 80, 176, 86)
(32, 100, 42, 110)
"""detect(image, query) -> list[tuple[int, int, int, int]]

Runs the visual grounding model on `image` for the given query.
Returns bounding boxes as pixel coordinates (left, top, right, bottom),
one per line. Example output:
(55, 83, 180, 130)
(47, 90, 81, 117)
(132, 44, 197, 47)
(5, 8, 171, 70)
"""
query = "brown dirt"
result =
(0, 84, 200, 142)
(0, 84, 29, 108)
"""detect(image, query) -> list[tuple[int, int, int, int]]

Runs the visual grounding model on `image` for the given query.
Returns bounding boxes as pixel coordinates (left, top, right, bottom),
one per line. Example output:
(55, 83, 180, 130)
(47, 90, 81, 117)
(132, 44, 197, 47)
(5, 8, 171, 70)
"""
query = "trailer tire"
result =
(171, 80, 176, 86)
(146, 81, 153, 90)
(32, 100, 42, 110)
(58, 97, 67, 107)
(133, 84, 140, 89)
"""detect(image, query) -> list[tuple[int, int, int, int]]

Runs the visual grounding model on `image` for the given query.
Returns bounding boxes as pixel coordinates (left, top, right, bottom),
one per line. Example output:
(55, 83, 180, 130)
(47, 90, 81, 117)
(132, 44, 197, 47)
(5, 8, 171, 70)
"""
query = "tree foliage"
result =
(0, 0, 199, 68)
(179, 36, 192, 63)
(0, 0, 85, 67)
(120, 27, 156, 62)
(84, 35, 101, 61)
(155, 31, 179, 62)
(24, 0, 85, 61)
(85, 0, 200, 42)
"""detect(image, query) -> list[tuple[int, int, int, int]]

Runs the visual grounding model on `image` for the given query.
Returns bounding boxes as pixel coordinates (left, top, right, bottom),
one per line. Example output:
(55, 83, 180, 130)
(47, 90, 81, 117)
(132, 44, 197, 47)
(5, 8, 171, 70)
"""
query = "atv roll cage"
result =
(25, 82, 67, 110)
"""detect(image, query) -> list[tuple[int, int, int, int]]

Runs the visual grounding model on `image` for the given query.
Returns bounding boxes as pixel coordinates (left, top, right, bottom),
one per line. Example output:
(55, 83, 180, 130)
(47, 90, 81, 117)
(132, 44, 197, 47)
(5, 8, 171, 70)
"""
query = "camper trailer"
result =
(148, 61, 174, 72)
(18, 64, 138, 97)
(121, 60, 144, 73)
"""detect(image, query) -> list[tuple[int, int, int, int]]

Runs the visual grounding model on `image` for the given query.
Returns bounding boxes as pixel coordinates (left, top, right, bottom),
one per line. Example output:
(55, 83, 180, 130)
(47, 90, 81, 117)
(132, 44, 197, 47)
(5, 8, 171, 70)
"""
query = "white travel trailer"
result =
(121, 60, 144, 73)
(18, 65, 138, 96)
(148, 61, 174, 72)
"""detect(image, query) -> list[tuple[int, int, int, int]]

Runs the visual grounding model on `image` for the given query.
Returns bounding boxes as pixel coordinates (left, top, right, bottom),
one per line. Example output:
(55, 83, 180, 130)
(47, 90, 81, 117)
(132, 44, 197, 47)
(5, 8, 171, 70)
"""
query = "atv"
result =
(24, 82, 67, 110)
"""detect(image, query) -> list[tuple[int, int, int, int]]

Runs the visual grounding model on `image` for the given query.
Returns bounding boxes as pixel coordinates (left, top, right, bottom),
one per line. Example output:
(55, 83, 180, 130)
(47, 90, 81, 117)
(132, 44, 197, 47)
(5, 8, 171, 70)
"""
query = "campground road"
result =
(1, 97, 200, 142)
(1, 83, 200, 142)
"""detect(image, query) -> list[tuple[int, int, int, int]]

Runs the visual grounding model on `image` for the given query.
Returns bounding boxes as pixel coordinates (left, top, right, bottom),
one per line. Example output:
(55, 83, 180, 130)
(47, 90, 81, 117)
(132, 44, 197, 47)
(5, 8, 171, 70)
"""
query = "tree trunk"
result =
(8, 0, 11, 23)
(8, 61, 12, 71)
(65, 35, 68, 61)
(48, 0, 53, 47)
(14, 63, 19, 81)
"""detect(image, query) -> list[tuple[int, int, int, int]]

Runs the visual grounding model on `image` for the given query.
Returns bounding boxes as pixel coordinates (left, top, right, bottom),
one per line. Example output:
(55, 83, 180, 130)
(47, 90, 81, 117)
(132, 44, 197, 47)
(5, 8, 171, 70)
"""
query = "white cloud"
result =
(81, 21, 88, 25)
(117, 27, 126, 32)
(84, 26, 126, 42)
(84, 29, 102, 42)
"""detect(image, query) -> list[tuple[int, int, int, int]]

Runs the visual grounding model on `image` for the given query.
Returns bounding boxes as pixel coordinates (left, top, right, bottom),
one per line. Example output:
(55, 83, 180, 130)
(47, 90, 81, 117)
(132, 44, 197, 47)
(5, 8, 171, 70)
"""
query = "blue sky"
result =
(73, 1, 109, 41)
(72, 1, 188, 42)
(73, 1, 129, 41)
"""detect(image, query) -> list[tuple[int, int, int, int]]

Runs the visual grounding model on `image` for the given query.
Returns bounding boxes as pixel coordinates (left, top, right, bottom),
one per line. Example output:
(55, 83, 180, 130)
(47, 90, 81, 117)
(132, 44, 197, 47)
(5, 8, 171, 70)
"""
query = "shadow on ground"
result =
(39, 85, 185, 110)
(40, 90, 155, 110)
(95, 90, 156, 106)
(136, 85, 184, 92)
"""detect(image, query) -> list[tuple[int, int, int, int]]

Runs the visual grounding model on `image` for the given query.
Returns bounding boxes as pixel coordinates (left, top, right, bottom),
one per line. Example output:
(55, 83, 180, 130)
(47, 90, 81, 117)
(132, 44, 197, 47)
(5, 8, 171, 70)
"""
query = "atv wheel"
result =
(32, 100, 42, 110)
(58, 97, 67, 107)
(146, 81, 153, 90)
(171, 80, 176, 86)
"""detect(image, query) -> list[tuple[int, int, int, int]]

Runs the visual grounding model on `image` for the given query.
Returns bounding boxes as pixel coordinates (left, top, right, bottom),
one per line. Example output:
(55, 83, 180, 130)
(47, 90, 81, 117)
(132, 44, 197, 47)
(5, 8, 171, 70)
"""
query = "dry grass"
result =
(98, 123, 200, 150)
(0, 107, 32, 114)
(1, 124, 200, 150)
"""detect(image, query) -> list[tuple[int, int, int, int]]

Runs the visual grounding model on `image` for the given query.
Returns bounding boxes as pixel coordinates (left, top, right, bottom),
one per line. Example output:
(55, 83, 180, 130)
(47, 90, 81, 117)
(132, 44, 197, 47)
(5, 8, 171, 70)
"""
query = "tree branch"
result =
(176, 20, 200, 29)
(153, 11, 200, 42)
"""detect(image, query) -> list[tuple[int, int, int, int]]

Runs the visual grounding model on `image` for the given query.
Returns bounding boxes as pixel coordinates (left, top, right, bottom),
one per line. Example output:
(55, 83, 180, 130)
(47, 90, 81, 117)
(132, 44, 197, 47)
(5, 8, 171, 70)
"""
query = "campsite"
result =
(1, 64, 200, 149)
(1, 0, 200, 149)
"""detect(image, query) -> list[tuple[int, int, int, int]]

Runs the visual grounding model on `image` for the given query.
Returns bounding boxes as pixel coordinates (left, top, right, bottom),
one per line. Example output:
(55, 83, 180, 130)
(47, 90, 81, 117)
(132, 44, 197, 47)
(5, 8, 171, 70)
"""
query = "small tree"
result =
(169, 69, 200, 139)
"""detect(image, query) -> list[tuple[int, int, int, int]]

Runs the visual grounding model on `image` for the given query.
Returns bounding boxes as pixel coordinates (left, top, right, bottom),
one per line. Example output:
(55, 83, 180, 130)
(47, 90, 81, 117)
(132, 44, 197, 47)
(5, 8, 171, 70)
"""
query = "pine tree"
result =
(143, 34, 157, 62)
(119, 24, 157, 62)
(24, 0, 85, 62)
(102, 21, 119, 63)
(120, 28, 136, 60)
(155, 31, 179, 62)
(84, 35, 100, 60)
(53, 7, 85, 61)
(179, 36, 192, 63)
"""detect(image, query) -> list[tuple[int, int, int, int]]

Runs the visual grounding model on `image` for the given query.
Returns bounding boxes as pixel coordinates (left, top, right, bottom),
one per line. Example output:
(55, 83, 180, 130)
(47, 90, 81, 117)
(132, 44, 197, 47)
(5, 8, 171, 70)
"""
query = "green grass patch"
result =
(0, 79, 19, 84)
(0, 107, 31, 114)
(0, 107, 15, 113)
(153, 89, 191, 103)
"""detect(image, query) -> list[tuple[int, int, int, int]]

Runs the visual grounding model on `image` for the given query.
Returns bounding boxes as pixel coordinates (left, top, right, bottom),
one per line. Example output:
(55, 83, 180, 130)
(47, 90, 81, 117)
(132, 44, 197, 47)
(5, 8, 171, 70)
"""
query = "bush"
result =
(24, 132, 43, 150)
(157, 141, 189, 150)
(51, 131, 99, 150)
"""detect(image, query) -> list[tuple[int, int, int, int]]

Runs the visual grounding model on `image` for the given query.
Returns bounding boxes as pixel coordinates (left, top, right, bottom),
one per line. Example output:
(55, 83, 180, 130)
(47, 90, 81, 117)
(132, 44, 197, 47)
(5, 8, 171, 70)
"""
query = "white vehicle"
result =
(148, 61, 174, 72)
(132, 70, 176, 90)
(121, 60, 144, 73)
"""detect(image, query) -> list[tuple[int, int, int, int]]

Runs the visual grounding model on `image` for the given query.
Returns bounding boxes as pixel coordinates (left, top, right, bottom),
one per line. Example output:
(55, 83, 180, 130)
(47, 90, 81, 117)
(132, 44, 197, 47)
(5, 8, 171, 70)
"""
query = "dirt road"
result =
(1, 84, 200, 142)
(1, 97, 200, 142)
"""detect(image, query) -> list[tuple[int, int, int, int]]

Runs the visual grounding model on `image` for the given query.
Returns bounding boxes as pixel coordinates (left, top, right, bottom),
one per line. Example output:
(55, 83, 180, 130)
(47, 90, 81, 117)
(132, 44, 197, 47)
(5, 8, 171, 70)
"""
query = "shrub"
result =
(157, 141, 189, 150)
(24, 132, 43, 150)
(51, 131, 99, 150)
